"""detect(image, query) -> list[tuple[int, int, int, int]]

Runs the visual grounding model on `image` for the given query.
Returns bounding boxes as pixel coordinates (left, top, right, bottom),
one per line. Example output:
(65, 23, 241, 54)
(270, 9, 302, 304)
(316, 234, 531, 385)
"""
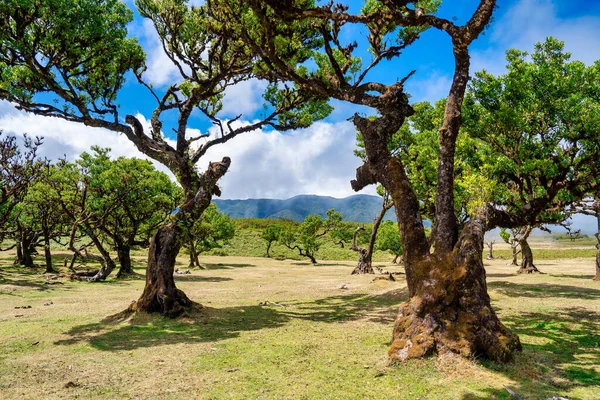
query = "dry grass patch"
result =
(0, 252, 599, 399)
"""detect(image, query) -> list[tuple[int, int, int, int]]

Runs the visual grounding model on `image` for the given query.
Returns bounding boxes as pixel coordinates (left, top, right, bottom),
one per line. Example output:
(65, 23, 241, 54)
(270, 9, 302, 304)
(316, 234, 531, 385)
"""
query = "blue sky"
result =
(1, 0, 600, 230)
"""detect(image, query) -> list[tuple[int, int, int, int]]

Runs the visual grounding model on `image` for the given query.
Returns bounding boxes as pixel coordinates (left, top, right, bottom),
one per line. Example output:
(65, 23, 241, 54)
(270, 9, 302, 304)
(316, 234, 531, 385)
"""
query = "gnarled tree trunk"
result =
(351, 196, 392, 275)
(517, 238, 540, 273)
(188, 242, 201, 268)
(389, 220, 522, 362)
(350, 226, 373, 274)
(515, 227, 540, 273)
(128, 157, 231, 316)
(18, 228, 37, 268)
(129, 221, 191, 316)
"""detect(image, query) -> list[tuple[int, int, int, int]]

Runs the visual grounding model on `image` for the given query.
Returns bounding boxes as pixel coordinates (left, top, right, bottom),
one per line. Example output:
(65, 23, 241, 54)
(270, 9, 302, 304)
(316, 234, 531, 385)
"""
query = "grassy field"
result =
(1, 249, 599, 399)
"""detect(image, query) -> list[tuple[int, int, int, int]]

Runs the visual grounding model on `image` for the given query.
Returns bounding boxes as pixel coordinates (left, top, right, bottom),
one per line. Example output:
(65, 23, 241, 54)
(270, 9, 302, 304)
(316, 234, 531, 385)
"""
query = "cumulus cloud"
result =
(0, 102, 372, 200)
(0, 101, 176, 180)
(219, 79, 269, 117)
(201, 120, 374, 199)
(405, 71, 453, 104)
(471, 0, 600, 75)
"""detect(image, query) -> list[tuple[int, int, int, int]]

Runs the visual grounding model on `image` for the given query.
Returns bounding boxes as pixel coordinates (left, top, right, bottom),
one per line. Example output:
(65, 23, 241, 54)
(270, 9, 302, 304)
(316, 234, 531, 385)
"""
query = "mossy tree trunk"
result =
(389, 221, 521, 362)
(347, 0, 520, 362)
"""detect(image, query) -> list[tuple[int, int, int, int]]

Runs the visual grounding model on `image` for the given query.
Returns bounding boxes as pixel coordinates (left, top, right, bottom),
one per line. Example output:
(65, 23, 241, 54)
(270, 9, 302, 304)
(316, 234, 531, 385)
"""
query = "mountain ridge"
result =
(212, 194, 396, 223)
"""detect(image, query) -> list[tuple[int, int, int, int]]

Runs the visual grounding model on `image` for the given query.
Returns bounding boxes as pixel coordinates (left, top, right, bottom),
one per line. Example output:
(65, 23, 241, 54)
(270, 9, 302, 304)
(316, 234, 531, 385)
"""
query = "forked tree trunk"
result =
(352, 198, 392, 275)
(127, 157, 231, 316)
(517, 239, 540, 273)
(188, 243, 201, 268)
(389, 220, 522, 362)
(116, 242, 133, 278)
(21, 246, 35, 268)
(265, 241, 273, 257)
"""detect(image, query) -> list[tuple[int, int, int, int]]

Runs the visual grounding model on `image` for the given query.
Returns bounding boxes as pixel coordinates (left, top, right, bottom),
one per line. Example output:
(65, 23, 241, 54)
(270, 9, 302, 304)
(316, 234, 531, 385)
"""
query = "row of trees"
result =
(261, 208, 403, 267)
(0, 141, 233, 278)
(2, 0, 599, 363)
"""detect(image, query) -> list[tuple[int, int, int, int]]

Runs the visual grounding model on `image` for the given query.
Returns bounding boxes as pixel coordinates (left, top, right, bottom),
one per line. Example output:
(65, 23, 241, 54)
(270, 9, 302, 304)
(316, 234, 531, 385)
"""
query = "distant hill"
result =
(213, 194, 396, 223)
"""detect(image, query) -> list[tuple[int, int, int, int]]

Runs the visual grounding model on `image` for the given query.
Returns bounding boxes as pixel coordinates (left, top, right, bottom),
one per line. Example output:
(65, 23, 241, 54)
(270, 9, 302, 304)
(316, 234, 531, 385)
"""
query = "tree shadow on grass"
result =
(485, 273, 517, 278)
(200, 263, 255, 270)
(549, 273, 597, 280)
(281, 288, 407, 325)
(174, 275, 233, 282)
(0, 273, 72, 292)
(54, 305, 290, 351)
(488, 281, 600, 299)
(459, 307, 600, 399)
(54, 288, 408, 351)
(290, 262, 351, 266)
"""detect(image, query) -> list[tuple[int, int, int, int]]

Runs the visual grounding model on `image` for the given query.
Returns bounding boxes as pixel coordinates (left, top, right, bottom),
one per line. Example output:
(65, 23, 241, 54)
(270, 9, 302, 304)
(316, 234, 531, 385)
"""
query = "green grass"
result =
(494, 248, 597, 260)
(207, 219, 396, 262)
(1, 251, 599, 399)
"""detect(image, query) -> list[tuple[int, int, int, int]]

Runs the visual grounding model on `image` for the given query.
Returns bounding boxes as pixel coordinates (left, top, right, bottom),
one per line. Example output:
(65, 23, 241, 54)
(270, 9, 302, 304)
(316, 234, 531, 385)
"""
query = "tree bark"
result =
(14, 235, 22, 265)
(594, 230, 600, 281)
(351, 197, 392, 274)
(19, 229, 36, 268)
(594, 246, 600, 281)
(516, 230, 540, 273)
(128, 157, 231, 316)
(351, 227, 373, 274)
(389, 220, 522, 362)
(43, 235, 55, 274)
(188, 243, 201, 268)
(129, 221, 191, 316)
(511, 244, 520, 266)
(265, 241, 272, 258)
(485, 241, 494, 260)
(116, 242, 133, 278)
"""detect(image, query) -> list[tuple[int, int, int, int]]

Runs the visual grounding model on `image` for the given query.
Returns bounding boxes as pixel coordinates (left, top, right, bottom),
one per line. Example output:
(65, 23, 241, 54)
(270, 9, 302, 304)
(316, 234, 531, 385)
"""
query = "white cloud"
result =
(138, 19, 182, 87)
(219, 79, 269, 117)
(471, 0, 600, 75)
(0, 101, 175, 180)
(199, 120, 375, 199)
(0, 102, 373, 200)
(405, 71, 453, 104)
